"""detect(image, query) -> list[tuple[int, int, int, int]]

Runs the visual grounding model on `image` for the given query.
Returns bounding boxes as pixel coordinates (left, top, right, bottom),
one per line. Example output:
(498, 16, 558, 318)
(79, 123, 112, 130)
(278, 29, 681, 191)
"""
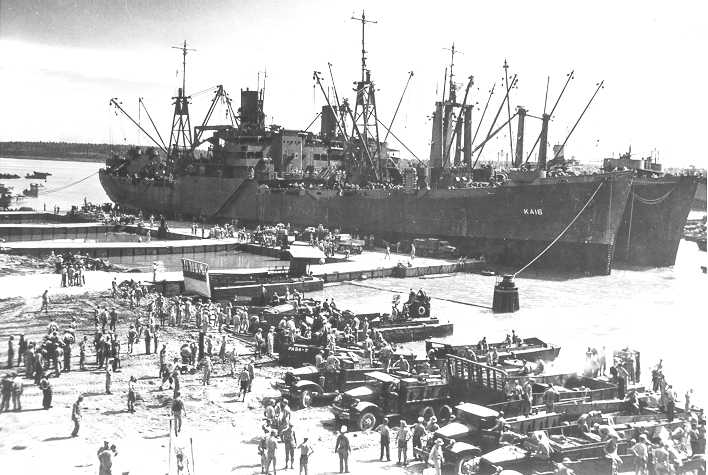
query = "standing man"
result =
(282, 423, 297, 470)
(39, 376, 52, 409)
(631, 434, 649, 475)
(41, 290, 49, 314)
(665, 385, 676, 421)
(109, 308, 118, 332)
(7, 336, 15, 368)
(152, 261, 158, 282)
(265, 429, 278, 475)
(127, 325, 136, 354)
(376, 417, 391, 462)
(0, 374, 12, 411)
(144, 325, 151, 355)
(79, 336, 87, 370)
(616, 363, 629, 399)
(97, 443, 117, 475)
(238, 366, 250, 401)
(521, 379, 534, 416)
(297, 437, 313, 475)
(334, 425, 351, 473)
(71, 395, 83, 437)
(412, 417, 427, 460)
(247, 359, 255, 392)
(543, 385, 558, 413)
(396, 420, 411, 466)
(171, 391, 185, 436)
(127, 376, 136, 413)
(62, 333, 72, 372)
(11, 373, 23, 411)
(410, 242, 415, 261)
(428, 438, 445, 475)
(105, 365, 112, 395)
(202, 354, 212, 386)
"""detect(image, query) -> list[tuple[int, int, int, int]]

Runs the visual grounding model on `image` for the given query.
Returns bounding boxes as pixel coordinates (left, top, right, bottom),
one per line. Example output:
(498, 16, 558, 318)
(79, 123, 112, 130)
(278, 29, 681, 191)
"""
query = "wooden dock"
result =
(1, 236, 242, 258)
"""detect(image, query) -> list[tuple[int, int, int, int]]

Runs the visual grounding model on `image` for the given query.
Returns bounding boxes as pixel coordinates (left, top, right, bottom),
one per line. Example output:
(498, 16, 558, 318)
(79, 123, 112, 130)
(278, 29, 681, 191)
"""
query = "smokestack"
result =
(538, 113, 550, 170)
(429, 103, 444, 168)
(320, 105, 336, 139)
(514, 107, 526, 167)
(463, 106, 472, 166)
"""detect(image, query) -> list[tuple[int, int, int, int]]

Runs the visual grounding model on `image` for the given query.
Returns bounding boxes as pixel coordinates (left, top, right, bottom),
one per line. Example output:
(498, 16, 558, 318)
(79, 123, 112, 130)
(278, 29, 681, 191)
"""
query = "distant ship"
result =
(25, 171, 52, 180)
(99, 20, 696, 276)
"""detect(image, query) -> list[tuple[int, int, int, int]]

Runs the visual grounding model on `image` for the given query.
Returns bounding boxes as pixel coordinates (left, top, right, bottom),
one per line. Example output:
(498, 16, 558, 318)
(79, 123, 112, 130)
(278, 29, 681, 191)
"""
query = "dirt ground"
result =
(0, 276, 429, 475)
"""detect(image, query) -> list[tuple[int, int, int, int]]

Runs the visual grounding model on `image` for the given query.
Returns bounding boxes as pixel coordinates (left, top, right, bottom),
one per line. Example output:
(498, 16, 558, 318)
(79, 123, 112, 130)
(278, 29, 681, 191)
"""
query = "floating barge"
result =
(427, 337, 561, 363)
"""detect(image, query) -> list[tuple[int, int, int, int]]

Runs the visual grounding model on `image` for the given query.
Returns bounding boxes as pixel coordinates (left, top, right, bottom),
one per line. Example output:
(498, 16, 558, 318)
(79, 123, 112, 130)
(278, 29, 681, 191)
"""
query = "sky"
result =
(1, 0, 707, 168)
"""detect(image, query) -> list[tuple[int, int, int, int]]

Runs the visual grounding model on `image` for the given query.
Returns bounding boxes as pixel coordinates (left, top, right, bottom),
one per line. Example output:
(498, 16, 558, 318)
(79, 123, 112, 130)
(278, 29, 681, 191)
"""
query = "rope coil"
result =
(513, 181, 605, 277)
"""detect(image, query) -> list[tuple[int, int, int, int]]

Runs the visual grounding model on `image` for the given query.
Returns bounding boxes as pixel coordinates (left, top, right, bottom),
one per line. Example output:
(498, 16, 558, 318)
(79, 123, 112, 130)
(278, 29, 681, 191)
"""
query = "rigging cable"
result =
(513, 181, 604, 277)
(40, 171, 100, 195)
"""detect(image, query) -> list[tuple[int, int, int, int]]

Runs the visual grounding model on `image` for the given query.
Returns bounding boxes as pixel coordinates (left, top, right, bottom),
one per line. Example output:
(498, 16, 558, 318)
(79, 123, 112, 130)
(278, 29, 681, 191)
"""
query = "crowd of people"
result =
(2, 270, 705, 474)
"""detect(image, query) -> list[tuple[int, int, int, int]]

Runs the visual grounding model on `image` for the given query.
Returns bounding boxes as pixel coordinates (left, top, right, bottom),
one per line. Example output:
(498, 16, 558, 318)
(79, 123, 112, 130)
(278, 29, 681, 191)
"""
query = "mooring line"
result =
(345, 280, 492, 310)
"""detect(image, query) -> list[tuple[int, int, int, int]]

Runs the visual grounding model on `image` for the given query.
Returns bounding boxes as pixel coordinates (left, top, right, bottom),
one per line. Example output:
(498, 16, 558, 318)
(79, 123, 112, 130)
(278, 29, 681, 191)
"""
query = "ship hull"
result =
(99, 173, 244, 218)
(101, 171, 632, 275)
(614, 176, 697, 267)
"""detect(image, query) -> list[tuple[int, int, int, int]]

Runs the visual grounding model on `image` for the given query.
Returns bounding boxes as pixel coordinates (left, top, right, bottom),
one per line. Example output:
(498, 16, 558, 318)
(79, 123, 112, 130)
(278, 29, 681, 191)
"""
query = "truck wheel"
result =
(456, 454, 476, 475)
(420, 406, 436, 421)
(300, 390, 314, 409)
(439, 404, 453, 423)
(358, 411, 377, 431)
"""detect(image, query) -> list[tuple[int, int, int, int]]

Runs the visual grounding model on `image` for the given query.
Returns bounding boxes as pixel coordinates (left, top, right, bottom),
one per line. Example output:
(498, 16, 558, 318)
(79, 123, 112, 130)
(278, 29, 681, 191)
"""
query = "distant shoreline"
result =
(1, 155, 106, 164)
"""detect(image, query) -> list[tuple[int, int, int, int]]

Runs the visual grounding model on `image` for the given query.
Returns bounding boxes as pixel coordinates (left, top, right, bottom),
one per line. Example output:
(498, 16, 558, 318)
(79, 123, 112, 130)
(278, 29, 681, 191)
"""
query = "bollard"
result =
(492, 274, 520, 313)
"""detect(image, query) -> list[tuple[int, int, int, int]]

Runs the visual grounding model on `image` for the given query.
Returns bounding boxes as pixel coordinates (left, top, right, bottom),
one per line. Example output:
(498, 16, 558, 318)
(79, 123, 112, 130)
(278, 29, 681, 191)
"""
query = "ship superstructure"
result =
(100, 14, 696, 275)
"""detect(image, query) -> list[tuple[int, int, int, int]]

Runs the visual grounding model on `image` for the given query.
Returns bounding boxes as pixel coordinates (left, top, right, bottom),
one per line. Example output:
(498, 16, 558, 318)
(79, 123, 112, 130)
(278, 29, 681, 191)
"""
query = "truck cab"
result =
(333, 233, 364, 254)
(276, 364, 378, 408)
(420, 402, 562, 473)
(330, 370, 451, 431)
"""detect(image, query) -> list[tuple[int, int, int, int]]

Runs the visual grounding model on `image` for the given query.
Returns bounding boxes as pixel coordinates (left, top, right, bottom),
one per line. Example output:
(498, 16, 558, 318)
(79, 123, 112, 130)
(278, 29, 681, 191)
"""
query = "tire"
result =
(299, 389, 314, 409)
(456, 454, 476, 475)
(417, 305, 426, 317)
(438, 404, 453, 423)
(420, 406, 436, 421)
(358, 411, 378, 432)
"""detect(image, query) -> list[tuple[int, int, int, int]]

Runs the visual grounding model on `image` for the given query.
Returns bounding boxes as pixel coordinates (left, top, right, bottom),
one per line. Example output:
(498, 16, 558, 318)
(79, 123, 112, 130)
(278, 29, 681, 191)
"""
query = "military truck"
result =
(276, 364, 379, 408)
(333, 233, 364, 254)
(330, 371, 453, 431)
(417, 402, 561, 473)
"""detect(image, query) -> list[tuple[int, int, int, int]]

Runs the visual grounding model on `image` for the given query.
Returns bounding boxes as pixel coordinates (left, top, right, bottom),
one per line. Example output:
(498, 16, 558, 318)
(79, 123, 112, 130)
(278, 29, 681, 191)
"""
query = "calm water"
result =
(2, 157, 706, 404)
(315, 239, 707, 405)
(111, 249, 289, 273)
(0, 157, 109, 211)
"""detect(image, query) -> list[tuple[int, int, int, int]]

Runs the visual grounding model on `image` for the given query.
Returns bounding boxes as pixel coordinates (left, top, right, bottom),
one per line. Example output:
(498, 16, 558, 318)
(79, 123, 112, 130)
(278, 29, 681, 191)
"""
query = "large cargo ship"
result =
(100, 26, 695, 276)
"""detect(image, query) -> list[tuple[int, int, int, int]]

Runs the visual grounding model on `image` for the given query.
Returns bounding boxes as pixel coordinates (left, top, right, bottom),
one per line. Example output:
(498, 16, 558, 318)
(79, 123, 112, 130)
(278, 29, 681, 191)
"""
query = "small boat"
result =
(427, 336, 561, 363)
(348, 292, 454, 343)
(0, 173, 20, 179)
(25, 171, 52, 179)
(22, 183, 40, 197)
(374, 320, 454, 343)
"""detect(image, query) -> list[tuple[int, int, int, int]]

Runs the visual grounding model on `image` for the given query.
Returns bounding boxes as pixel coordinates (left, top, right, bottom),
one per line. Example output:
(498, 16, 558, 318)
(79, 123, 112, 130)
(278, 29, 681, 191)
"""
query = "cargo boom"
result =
(100, 19, 695, 276)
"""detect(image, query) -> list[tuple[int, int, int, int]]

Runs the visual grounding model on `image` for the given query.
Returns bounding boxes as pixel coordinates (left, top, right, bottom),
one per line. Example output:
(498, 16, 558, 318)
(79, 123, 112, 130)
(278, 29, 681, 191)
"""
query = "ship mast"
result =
(350, 11, 382, 181)
(169, 41, 196, 156)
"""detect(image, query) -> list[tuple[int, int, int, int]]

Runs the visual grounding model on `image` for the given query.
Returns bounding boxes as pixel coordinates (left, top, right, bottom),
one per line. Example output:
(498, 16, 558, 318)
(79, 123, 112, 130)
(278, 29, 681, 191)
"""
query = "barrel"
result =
(492, 274, 520, 313)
